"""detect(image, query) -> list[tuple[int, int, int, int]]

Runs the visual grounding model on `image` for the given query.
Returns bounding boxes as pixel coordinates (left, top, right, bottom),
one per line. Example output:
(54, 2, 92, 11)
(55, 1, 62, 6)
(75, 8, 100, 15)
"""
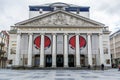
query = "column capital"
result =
(99, 33, 103, 36)
(40, 33, 45, 35)
(64, 33, 68, 35)
(28, 33, 33, 35)
(87, 33, 92, 35)
(75, 33, 80, 35)
(52, 33, 57, 35)
(17, 33, 21, 35)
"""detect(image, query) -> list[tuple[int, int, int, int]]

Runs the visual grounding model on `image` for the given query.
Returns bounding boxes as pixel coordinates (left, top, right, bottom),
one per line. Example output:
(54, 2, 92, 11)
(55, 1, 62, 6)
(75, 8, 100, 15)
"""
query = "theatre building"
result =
(8, 2, 111, 68)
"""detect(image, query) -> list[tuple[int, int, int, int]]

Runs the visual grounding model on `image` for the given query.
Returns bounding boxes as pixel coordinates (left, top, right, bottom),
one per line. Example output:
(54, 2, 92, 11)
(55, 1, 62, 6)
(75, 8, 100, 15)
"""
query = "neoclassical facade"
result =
(8, 2, 111, 68)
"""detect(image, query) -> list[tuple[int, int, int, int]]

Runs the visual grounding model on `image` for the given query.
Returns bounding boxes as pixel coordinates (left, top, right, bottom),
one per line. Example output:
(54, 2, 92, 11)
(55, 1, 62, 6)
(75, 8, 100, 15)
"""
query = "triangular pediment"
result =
(15, 10, 104, 27)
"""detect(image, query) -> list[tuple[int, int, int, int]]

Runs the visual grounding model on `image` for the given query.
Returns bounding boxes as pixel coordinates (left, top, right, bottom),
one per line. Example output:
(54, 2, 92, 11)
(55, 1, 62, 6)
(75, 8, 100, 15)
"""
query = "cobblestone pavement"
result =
(0, 69, 120, 80)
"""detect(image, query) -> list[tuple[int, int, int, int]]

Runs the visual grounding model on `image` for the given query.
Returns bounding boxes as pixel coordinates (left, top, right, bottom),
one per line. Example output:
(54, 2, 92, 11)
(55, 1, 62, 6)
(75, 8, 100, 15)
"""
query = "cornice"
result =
(13, 25, 103, 28)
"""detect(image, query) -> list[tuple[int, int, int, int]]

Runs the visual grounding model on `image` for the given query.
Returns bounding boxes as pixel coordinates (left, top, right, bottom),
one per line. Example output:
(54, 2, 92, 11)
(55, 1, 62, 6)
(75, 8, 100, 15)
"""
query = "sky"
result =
(0, 0, 120, 34)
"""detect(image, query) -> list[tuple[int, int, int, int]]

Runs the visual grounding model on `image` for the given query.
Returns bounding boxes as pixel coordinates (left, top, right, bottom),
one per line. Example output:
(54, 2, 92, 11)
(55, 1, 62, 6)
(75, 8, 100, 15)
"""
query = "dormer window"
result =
(54, 6, 65, 10)
(50, 2, 69, 11)
(39, 9, 43, 14)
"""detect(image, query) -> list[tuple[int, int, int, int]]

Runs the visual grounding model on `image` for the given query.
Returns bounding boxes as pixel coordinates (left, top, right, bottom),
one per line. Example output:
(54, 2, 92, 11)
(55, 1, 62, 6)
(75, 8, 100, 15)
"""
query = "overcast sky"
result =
(0, 0, 120, 33)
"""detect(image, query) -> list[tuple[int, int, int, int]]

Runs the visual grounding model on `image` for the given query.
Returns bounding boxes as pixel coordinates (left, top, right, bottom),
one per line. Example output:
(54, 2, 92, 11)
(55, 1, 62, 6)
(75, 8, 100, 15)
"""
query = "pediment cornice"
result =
(15, 10, 105, 27)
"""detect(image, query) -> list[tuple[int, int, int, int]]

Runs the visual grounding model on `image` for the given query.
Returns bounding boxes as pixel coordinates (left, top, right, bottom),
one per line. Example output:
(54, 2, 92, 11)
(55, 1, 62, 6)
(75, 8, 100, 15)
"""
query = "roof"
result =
(29, 2, 90, 12)
(110, 29, 120, 38)
(30, 2, 89, 8)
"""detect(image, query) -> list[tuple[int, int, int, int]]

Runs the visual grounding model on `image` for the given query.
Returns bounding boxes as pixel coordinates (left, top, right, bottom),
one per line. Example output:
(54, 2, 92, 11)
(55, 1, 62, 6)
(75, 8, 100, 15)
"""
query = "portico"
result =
(15, 31, 104, 68)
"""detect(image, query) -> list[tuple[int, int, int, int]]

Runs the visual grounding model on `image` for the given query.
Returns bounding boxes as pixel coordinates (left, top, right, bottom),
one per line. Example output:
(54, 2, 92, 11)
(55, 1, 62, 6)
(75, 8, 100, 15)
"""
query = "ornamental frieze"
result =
(22, 12, 97, 27)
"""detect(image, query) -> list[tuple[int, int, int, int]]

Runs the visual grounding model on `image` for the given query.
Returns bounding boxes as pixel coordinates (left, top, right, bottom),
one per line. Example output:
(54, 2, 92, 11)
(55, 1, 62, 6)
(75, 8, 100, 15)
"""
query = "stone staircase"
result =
(11, 66, 89, 70)
(11, 66, 111, 70)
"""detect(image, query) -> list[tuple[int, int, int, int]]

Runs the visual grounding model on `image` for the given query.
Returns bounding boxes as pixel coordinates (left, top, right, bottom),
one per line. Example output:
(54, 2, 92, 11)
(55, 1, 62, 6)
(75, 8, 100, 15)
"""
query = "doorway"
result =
(34, 55, 40, 67)
(68, 54, 74, 67)
(56, 55, 64, 67)
(80, 54, 85, 67)
(45, 55, 52, 67)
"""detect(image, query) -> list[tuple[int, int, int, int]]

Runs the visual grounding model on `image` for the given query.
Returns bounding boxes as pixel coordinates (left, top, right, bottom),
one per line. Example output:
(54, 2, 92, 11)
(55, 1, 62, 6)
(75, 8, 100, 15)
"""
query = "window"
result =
(39, 9, 43, 14)
(8, 60, 12, 64)
(12, 44, 16, 46)
(106, 59, 110, 64)
(104, 48, 108, 54)
(10, 48, 16, 54)
(92, 58, 96, 64)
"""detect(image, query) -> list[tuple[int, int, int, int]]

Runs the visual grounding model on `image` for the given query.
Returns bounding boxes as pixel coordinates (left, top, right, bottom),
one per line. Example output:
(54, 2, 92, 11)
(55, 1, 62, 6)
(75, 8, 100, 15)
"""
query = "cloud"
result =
(0, 0, 28, 31)
(93, 0, 120, 15)
(0, 0, 120, 33)
(89, 0, 120, 33)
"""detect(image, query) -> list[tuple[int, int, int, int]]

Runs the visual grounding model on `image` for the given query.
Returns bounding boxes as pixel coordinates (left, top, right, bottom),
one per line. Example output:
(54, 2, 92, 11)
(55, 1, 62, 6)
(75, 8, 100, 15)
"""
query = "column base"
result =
(64, 65, 68, 68)
(52, 65, 56, 68)
(39, 65, 44, 68)
(12, 65, 20, 67)
(76, 65, 81, 68)
(11, 65, 26, 69)
(27, 65, 32, 68)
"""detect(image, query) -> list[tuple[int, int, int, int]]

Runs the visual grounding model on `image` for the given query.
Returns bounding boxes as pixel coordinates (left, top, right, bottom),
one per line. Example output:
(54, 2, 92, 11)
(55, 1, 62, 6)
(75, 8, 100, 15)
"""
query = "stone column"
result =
(15, 33, 21, 66)
(64, 33, 68, 67)
(52, 33, 56, 67)
(99, 33, 104, 65)
(40, 33, 45, 67)
(76, 33, 80, 67)
(87, 33, 92, 66)
(27, 33, 33, 67)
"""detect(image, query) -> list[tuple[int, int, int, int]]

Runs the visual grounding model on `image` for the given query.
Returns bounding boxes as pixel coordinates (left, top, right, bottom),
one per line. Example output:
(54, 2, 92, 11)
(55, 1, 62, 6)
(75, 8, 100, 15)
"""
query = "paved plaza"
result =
(0, 69, 120, 80)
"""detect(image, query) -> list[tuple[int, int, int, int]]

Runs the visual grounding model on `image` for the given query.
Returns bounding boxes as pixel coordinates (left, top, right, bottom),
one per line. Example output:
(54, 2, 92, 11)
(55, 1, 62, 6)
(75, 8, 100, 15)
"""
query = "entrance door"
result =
(68, 55, 74, 67)
(56, 55, 64, 67)
(80, 55, 85, 67)
(45, 55, 52, 67)
(34, 55, 40, 67)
